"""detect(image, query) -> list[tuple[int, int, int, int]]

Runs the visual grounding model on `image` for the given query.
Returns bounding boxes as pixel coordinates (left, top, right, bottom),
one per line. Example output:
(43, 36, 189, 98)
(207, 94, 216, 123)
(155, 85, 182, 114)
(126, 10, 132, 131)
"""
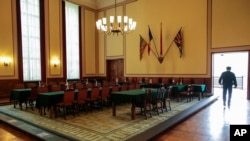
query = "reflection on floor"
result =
(154, 88, 250, 141)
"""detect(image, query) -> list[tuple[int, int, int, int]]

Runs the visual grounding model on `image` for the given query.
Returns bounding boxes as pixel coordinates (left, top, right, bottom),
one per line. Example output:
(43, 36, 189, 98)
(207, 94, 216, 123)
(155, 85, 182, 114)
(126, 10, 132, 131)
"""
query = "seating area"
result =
(9, 79, 207, 121)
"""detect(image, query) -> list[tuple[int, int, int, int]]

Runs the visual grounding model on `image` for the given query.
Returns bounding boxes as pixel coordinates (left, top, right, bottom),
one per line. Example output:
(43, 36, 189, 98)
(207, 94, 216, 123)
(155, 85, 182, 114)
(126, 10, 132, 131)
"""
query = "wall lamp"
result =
(51, 59, 60, 67)
(1, 57, 11, 67)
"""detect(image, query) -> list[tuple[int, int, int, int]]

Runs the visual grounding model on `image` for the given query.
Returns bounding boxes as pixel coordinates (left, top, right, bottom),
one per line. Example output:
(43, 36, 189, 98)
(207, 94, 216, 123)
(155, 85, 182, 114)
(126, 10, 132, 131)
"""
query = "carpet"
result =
(0, 96, 215, 141)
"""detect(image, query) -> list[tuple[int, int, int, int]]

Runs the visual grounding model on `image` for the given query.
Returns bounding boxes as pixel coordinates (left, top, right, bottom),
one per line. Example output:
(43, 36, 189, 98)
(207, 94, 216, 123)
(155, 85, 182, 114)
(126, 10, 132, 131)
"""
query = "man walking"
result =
(219, 66, 237, 107)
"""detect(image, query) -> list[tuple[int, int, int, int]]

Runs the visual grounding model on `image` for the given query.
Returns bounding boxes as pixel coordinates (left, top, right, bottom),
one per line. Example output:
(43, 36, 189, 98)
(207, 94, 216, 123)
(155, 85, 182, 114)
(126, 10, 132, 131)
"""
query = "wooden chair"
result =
(112, 85, 119, 92)
(55, 89, 75, 119)
(13, 83, 24, 89)
(135, 83, 141, 89)
(89, 87, 102, 110)
(179, 85, 194, 102)
(120, 84, 128, 91)
(26, 83, 36, 88)
(75, 88, 89, 114)
(49, 84, 61, 92)
(163, 86, 172, 112)
(128, 84, 135, 90)
(75, 82, 83, 89)
(101, 86, 111, 107)
(152, 88, 164, 115)
(26, 87, 48, 110)
(135, 89, 153, 119)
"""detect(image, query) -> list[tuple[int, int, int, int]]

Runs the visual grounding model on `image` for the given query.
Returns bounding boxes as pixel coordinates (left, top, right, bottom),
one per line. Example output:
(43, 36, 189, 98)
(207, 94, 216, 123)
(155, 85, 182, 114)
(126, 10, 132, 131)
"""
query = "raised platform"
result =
(0, 94, 218, 141)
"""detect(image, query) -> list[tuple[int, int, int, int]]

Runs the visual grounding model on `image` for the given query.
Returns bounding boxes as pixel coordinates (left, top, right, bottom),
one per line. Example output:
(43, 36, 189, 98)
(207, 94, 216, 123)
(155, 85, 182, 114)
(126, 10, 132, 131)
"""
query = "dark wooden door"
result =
(107, 59, 124, 82)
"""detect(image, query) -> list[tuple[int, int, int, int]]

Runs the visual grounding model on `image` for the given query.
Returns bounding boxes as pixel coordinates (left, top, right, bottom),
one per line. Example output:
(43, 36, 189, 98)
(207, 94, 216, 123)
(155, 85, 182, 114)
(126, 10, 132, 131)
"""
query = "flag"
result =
(148, 27, 153, 55)
(160, 23, 162, 56)
(140, 35, 147, 60)
(174, 28, 183, 58)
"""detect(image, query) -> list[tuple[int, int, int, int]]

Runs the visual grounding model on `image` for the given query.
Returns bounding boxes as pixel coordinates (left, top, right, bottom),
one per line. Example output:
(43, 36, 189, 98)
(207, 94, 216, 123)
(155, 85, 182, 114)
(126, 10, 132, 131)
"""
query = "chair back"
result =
(90, 87, 100, 100)
(75, 82, 83, 89)
(112, 86, 119, 92)
(101, 86, 110, 99)
(50, 84, 61, 92)
(120, 84, 127, 91)
(144, 89, 153, 104)
(26, 83, 36, 88)
(166, 86, 173, 98)
(31, 87, 49, 98)
(14, 83, 24, 89)
(135, 83, 141, 89)
(187, 85, 194, 95)
(63, 90, 75, 104)
(77, 88, 88, 102)
(128, 84, 135, 90)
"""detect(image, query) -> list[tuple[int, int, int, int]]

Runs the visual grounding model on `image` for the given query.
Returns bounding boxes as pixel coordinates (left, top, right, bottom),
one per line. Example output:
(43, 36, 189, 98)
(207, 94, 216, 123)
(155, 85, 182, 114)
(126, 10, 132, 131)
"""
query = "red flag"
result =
(174, 28, 183, 58)
(148, 27, 153, 55)
(140, 35, 147, 60)
(160, 23, 162, 56)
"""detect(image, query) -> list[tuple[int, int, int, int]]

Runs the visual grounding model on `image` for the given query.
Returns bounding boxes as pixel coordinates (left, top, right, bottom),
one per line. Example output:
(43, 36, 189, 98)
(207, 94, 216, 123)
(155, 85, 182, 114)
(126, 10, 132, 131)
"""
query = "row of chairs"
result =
(136, 86, 172, 119)
(55, 86, 119, 119)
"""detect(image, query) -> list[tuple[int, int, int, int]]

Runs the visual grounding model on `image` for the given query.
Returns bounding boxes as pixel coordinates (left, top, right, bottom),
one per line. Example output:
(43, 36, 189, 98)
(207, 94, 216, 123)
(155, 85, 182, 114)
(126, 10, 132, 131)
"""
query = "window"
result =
(65, 2, 80, 79)
(20, 0, 41, 81)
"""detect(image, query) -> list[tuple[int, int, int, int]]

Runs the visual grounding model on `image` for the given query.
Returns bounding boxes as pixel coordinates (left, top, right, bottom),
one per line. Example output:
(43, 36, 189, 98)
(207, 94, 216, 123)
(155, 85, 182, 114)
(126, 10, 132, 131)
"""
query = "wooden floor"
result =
(0, 88, 249, 141)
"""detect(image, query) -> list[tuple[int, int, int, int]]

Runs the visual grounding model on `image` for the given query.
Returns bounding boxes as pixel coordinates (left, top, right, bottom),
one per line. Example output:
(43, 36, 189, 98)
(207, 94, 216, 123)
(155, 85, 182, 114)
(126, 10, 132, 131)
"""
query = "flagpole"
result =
(160, 23, 162, 56)
(148, 44, 158, 59)
(163, 40, 174, 58)
(163, 27, 183, 58)
(148, 25, 160, 57)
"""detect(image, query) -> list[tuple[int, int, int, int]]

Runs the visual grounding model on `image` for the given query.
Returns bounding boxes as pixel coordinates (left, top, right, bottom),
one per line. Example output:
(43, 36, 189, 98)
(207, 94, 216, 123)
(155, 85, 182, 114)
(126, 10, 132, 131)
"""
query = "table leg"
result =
(112, 102, 116, 116)
(131, 104, 136, 120)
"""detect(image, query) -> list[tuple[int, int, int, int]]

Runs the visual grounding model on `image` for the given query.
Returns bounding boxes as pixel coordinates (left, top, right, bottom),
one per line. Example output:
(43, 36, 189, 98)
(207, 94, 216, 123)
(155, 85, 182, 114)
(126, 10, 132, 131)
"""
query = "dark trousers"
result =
(222, 85, 232, 105)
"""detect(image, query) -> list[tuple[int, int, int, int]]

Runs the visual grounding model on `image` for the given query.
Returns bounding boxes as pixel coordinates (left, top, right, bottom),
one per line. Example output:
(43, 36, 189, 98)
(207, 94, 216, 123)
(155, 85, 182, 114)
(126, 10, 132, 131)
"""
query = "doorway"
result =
(212, 51, 249, 99)
(106, 59, 124, 82)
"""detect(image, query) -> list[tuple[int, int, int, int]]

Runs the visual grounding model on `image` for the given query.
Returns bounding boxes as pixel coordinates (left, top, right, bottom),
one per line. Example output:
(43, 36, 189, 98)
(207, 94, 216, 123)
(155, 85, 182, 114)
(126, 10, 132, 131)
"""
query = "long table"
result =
(192, 84, 207, 100)
(110, 89, 157, 120)
(36, 89, 81, 118)
(10, 88, 31, 110)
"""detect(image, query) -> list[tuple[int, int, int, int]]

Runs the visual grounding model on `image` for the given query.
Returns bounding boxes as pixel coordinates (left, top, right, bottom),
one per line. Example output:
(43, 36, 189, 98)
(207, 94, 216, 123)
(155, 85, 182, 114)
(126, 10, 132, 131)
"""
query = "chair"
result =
(26, 83, 36, 88)
(179, 85, 194, 102)
(75, 82, 83, 89)
(89, 87, 102, 110)
(128, 84, 135, 90)
(75, 88, 89, 114)
(120, 84, 128, 91)
(101, 86, 111, 107)
(152, 88, 164, 115)
(26, 87, 48, 110)
(55, 89, 75, 119)
(135, 89, 153, 119)
(112, 85, 119, 92)
(135, 83, 141, 89)
(13, 83, 24, 89)
(163, 86, 172, 112)
(49, 84, 61, 92)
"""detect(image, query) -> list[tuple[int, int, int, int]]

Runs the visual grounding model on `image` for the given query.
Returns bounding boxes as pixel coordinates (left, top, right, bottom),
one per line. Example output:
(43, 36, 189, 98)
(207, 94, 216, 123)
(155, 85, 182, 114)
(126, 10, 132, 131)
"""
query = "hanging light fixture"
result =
(96, 0, 136, 35)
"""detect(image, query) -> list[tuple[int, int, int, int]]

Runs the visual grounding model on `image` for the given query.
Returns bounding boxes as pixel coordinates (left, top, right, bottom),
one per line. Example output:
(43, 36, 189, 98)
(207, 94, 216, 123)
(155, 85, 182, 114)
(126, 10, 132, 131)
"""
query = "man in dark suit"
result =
(219, 66, 237, 107)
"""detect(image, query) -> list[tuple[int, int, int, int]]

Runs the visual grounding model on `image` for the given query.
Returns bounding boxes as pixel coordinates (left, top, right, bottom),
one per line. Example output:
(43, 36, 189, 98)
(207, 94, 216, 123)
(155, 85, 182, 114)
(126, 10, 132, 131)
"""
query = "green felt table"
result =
(111, 88, 158, 120)
(10, 88, 31, 109)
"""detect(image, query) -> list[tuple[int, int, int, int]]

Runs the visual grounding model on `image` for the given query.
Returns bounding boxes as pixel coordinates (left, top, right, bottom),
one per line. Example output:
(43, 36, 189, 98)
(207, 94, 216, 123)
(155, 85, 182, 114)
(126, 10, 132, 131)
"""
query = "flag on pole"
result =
(140, 35, 148, 60)
(174, 28, 183, 58)
(148, 27, 153, 55)
(160, 23, 162, 56)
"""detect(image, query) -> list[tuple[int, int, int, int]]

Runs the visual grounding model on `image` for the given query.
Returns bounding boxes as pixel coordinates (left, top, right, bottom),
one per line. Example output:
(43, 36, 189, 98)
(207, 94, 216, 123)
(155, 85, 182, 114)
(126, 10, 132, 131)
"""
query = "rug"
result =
(0, 98, 207, 141)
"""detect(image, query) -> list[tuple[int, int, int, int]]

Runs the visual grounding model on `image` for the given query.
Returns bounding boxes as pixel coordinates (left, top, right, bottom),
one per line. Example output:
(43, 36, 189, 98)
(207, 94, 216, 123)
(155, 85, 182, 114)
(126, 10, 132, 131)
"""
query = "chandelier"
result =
(96, 0, 136, 35)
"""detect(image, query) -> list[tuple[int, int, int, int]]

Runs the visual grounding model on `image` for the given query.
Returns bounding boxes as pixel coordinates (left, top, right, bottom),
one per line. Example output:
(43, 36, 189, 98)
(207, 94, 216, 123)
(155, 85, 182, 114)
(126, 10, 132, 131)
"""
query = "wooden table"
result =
(10, 88, 31, 110)
(110, 89, 157, 120)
